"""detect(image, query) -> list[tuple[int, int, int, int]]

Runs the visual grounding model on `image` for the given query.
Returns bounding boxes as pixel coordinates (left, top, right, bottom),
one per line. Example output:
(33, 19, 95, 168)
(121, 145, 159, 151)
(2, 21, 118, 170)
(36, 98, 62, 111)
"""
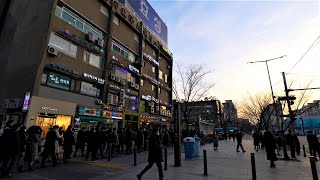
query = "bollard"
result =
(310, 156, 318, 180)
(203, 149, 208, 176)
(303, 145, 307, 157)
(134, 145, 137, 166)
(251, 153, 257, 180)
(164, 147, 168, 170)
(108, 146, 111, 162)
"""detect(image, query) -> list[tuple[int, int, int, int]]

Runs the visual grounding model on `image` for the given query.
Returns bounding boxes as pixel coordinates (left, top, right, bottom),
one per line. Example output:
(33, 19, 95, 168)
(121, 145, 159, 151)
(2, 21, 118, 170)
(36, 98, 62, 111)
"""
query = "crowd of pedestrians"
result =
(0, 120, 175, 179)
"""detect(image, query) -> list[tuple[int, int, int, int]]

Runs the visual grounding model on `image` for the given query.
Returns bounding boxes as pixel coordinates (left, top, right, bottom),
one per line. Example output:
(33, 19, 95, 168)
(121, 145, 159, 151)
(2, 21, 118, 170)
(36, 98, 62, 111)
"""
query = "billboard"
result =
(127, 0, 168, 45)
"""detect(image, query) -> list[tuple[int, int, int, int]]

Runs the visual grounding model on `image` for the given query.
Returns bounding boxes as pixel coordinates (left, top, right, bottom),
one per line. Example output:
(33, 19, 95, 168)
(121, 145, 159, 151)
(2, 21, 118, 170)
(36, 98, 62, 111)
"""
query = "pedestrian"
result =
(162, 129, 170, 148)
(1, 123, 20, 178)
(287, 129, 296, 158)
(213, 132, 219, 150)
(125, 127, 133, 155)
(41, 126, 59, 168)
(110, 127, 119, 157)
(307, 131, 320, 160)
(63, 126, 75, 163)
(236, 130, 246, 152)
(264, 130, 277, 168)
(252, 130, 260, 151)
(137, 128, 164, 180)
(276, 131, 282, 155)
(117, 128, 125, 156)
(85, 128, 98, 161)
(54, 126, 63, 160)
(143, 128, 149, 151)
(136, 129, 143, 153)
(259, 132, 265, 150)
(293, 133, 300, 155)
(74, 127, 86, 157)
(24, 127, 39, 171)
(17, 125, 27, 172)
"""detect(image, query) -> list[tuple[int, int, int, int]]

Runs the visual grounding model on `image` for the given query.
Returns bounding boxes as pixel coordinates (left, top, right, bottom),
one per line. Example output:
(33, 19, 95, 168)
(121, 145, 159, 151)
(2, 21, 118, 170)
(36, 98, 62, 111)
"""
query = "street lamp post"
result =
(248, 55, 287, 130)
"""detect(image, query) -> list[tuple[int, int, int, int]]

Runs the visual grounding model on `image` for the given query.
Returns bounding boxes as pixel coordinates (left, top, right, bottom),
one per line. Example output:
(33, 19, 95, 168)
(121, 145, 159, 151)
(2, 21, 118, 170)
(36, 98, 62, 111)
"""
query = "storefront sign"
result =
(127, 0, 168, 45)
(83, 73, 105, 84)
(47, 72, 71, 90)
(129, 65, 140, 74)
(78, 107, 101, 116)
(101, 110, 112, 118)
(160, 45, 173, 58)
(50, 62, 78, 75)
(80, 82, 99, 97)
(22, 92, 31, 111)
(141, 95, 151, 101)
(143, 53, 159, 66)
(41, 106, 58, 111)
(112, 112, 123, 119)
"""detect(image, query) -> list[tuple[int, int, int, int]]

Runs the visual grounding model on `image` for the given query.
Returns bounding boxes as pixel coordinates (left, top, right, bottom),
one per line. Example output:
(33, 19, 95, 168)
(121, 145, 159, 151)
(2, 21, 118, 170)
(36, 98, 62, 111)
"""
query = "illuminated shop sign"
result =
(83, 73, 105, 84)
(129, 65, 140, 74)
(47, 72, 71, 90)
(127, 0, 168, 45)
(22, 92, 31, 111)
(41, 106, 58, 111)
(143, 53, 159, 66)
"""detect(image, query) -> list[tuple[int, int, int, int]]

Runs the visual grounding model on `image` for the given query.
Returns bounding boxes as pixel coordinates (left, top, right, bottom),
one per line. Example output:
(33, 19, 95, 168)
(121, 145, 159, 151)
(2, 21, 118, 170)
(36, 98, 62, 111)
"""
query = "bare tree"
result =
(239, 92, 274, 131)
(220, 101, 238, 130)
(173, 62, 215, 131)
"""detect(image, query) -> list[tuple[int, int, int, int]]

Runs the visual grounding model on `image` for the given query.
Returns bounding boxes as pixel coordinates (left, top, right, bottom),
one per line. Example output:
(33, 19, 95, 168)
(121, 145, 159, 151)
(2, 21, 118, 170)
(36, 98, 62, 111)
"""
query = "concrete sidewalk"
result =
(8, 137, 319, 180)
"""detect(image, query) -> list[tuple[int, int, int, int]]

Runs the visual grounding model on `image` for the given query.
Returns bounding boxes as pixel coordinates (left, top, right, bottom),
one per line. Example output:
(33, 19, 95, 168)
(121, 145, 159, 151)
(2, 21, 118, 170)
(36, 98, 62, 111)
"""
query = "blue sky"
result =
(148, 0, 320, 102)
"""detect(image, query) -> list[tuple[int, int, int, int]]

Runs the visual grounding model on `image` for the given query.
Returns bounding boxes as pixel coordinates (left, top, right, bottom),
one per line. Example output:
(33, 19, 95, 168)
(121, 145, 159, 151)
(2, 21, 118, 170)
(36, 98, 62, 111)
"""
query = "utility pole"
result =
(281, 72, 296, 130)
(174, 102, 181, 167)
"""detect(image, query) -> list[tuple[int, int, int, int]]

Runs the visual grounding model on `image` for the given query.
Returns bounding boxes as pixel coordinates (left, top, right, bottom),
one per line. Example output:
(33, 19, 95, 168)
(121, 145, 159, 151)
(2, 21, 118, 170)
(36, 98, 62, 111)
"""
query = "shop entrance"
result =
(36, 113, 71, 136)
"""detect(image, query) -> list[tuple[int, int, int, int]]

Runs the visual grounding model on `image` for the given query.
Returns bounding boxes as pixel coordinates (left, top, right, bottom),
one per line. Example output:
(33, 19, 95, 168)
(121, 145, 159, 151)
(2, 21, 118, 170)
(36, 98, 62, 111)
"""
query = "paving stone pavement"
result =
(6, 136, 320, 180)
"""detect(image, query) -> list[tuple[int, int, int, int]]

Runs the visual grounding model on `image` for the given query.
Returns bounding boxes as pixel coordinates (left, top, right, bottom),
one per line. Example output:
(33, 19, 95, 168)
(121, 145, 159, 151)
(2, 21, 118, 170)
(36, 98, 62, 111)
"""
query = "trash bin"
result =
(193, 136, 201, 157)
(183, 137, 195, 159)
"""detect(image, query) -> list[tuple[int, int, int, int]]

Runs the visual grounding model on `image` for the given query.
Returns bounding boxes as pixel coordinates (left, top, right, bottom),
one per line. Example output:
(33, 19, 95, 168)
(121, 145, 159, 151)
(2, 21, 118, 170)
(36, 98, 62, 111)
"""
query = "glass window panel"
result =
(83, 51, 90, 63)
(128, 52, 135, 63)
(48, 33, 70, 56)
(83, 25, 90, 34)
(69, 44, 77, 58)
(80, 81, 98, 96)
(89, 53, 101, 69)
(75, 20, 83, 31)
(55, 6, 62, 17)
(62, 11, 75, 26)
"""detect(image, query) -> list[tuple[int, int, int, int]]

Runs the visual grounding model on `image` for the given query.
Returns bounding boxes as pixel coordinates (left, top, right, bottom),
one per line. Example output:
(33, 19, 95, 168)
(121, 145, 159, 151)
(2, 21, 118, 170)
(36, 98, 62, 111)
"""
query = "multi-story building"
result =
(222, 100, 238, 127)
(177, 100, 220, 130)
(0, 0, 173, 133)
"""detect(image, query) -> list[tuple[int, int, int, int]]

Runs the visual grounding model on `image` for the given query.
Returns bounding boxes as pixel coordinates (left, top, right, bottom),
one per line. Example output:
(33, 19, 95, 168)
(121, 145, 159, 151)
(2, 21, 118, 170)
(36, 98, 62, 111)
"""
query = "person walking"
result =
(25, 127, 39, 171)
(293, 133, 301, 155)
(236, 130, 246, 152)
(264, 130, 277, 168)
(259, 132, 265, 150)
(17, 125, 27, 172)
(287, 129, 296, 158)
(137, 128, 164, 180)
(213, 132, 219, 150)
(63, 126, 75, 163)
(252, 130, 260, 151)
(110, 127, 119, 157)
(73, 127, 86, 157)
(125, 127, 133, 155)
(1, 123, 20, 178)
(85, 128, 98, 161)
(41, 126, 58, 168)
(117, 128, 125, 156)
(136, 129, 143, 153)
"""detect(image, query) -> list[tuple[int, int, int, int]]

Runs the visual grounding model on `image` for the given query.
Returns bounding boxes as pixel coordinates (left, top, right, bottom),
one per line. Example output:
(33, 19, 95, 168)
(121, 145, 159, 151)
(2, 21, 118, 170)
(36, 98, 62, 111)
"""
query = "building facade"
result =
(0, 0, 173, 132)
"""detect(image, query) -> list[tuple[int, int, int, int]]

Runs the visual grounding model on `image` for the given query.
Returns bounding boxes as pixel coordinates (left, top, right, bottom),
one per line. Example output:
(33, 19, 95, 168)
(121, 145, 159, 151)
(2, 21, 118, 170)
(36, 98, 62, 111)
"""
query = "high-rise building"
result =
(0, 0, 173, 132)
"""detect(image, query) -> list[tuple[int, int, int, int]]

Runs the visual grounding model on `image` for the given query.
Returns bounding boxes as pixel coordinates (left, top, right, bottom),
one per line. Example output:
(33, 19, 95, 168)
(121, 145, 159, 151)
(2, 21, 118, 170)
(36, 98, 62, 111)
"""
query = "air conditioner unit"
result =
(151, 102, 154, 107)
(87, 32, 94, 42)
(107, 93, 113, 105)
(97, 38, 104, 47)
(135, 84, 139, 89)
(121, 79, 126, 85)
(115, 77, 121, 82)
(109, 64, 115, 70)
(151, 107, 154, 113)
(110, 75, 116, 81)
(130, 82, 135, 87)
(48, 46, 58, 56)
(160, 109, 163, 115)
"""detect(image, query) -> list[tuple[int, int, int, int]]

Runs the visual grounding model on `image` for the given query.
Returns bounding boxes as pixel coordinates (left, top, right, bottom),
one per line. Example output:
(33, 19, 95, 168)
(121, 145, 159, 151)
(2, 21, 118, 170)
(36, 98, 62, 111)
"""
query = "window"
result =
(55, 5, 105, 41)
(152, 66, 155, 73)
(113, 16, 119, 25)
(49, 32, 77, 58)
(159, 70, 163, 80)
(83, 50, 104, 69)
(141, 79, 144, 86)
(152, 85, 155, 91)
(100, 5, 109, 16)
(112, 41, 131, 60)
(128, 52, 136, 63)
(80, 81, 100, 97)
(165, 74, 168, 83)
(134, 34, 139, 42)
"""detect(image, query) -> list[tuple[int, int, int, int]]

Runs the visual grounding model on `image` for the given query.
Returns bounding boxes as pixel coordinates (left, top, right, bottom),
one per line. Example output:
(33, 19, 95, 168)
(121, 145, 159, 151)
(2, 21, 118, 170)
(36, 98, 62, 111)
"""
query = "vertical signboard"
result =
(22, 92, 31, 112)
(127, 0, 168, 45)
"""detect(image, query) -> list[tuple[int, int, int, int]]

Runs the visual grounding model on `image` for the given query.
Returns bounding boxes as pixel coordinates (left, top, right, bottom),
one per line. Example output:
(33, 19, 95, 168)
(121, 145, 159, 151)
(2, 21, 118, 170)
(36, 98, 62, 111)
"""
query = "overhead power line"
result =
(287, 34, 320, 73)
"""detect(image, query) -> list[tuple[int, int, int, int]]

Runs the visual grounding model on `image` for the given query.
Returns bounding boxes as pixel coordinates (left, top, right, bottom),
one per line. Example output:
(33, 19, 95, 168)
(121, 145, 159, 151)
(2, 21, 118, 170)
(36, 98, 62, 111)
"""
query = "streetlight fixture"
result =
(247, 55, 287, 129)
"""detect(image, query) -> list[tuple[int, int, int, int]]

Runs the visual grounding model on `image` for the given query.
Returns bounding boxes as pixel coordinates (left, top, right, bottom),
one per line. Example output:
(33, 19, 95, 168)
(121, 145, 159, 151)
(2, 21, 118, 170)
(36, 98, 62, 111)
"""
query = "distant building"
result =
(222, 100, 238, 127)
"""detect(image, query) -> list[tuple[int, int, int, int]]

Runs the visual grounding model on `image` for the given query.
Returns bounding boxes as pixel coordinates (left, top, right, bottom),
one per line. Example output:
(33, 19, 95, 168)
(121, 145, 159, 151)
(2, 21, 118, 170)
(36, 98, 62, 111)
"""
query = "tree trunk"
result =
(282, 136, 290, 160)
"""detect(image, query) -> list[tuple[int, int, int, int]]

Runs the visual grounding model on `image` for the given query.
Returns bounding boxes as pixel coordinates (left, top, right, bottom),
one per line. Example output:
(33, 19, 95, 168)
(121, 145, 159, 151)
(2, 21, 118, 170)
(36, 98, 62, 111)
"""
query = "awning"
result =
(78, 115, 108, 123)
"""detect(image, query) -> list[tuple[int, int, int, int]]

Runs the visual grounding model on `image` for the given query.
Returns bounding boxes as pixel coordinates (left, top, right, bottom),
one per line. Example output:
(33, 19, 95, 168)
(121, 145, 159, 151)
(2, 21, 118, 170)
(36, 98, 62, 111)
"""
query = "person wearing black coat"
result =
(17, 126, 27, 172)
(264, 130, 277, 168)
(1, 123, 20, 178)
(63, 126, 75, 163)
(74, 127, 86, 157)
(307, 131, 320, 159)
(236, 130, 246, 152)
(85, 128, 99, 161)
(135, 130, 143, 153)
(162, 130, 170, 148)
(293, 133, 301, 155)
(125, 127, 133, 155)
(137, 128, 164, 180)
(287, 129, 296, 158)
(41, 126, 58, 167)
(252, 130, 260, 151)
